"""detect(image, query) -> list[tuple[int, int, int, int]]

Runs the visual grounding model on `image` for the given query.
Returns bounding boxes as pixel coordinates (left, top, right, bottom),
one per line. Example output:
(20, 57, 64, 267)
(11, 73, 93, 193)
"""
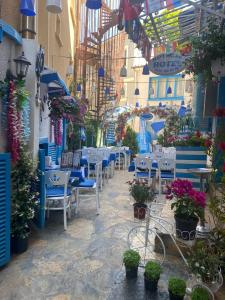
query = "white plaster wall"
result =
(39, 83, 51, 141)
(0, 37, 21, 153)
(22, 39, 40, 159)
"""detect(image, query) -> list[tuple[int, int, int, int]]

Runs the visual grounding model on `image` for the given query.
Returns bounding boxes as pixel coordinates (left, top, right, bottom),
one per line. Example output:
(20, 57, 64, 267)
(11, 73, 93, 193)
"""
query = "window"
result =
(148, 75, 184, 102)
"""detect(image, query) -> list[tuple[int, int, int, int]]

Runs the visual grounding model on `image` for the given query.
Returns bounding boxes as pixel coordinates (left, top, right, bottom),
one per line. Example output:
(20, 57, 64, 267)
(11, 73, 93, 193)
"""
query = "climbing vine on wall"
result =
(0, 79, 30, 162)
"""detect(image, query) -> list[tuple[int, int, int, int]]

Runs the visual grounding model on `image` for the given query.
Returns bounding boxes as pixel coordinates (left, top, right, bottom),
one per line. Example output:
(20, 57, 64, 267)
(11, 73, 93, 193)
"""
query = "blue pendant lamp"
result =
(98, 66, 105, 77)
(77, 83, 82, 92)
(20, 0, 36, 16)
(181, 100, 185, 106)
(134, 88, 140, 95)
(86, 0, 102, 9)
(142, 64, 150, 75)
(167, 86, 172, 94)
(159, 102, 162, 107)
(136, 102, 140, 108)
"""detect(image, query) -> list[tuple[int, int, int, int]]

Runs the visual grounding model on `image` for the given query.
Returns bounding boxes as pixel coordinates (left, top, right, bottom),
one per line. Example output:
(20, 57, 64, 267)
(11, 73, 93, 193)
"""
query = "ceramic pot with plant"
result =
(168, 277, 186, 300)
(123, 249, 140, 279)
(128, 179, 155, 220)
(166, 179, 206, 240)
(191, 286, 211, 300)
(144, 261, 162, 292)
(11, 145, 39, 254)
(188, 240, 222, 291)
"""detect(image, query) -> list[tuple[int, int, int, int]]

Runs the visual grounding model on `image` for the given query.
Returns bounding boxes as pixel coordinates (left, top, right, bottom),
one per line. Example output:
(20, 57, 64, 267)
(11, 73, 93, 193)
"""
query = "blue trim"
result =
(176, 163, 206, 169)
(176, 154, 207, 160)
(37, 150, 46, 229)
(62, 119, 67, 151)
(0, 153, 11, 267)
(0, 19, 22, 45)
(148, 74, 184, 101)
(176, 146, 206, 151)
(39, 137, 49, 145)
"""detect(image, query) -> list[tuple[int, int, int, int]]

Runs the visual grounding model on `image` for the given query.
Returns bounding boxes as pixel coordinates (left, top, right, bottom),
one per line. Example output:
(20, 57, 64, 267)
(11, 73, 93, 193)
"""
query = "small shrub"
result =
(191, 287, 210, 300)
(123, 250, 140, 269)
(168, 277, 186, 297)
(144, 261, 162, 281)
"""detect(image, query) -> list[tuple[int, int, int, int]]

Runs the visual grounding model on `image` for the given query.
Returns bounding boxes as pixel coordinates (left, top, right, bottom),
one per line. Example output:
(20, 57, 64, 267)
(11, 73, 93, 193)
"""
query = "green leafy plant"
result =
(48, 96, 79, 121)
(122, 126, 139, 155)
(144, 261, 162, 281)
(128, 179, 155, 204)
(11, 145, 39, 239)
(14, 80, 30, 111)
(191, 287, 210, 300)
(168, 277, 186, 297)
(123, 250, 140, 269)
(186, 18, 225, 81)
(188, 240, 222, 283)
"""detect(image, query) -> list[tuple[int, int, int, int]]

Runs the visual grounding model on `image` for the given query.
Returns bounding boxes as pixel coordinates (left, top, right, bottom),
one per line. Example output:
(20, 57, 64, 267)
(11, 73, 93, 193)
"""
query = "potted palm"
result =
(128, 179, 155, 220)
(144, 261, 162, 291)
(123, 249, 140, 279)
(11, 145, 39, 254)
(168, 277, 186, 300)
(166, 179, 206, 240)
(191, 286, 211, 300)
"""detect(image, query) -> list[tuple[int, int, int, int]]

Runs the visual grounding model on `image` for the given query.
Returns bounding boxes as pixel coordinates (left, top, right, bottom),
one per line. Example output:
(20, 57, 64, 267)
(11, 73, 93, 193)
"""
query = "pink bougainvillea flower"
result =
(213, 107, 225, 117)
(204, 139, 212, 148)
(219, 141, 225, 151)
(195, 130, 201, 138)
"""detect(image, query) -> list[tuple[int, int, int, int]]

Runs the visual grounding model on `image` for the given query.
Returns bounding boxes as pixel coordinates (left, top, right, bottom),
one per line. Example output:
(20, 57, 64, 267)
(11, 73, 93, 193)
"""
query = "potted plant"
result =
(188, 240, 222, 292)
(128, 179, 155, 220)
(11, 145, 39, 254)
(168, 277, 186, 300)
(191, 286, 211, 300)
(166, 179, 206, 240)
(123, 249, 140, 279)
(144, 261, 162, 291)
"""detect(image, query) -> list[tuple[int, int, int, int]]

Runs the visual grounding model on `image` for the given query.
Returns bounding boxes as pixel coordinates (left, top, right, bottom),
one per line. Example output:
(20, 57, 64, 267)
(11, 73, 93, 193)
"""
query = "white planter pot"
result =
(46, 0, 62, 14)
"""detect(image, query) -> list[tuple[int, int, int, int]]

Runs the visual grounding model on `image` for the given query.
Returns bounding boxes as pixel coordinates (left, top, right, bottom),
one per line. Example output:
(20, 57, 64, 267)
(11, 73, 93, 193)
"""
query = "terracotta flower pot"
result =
(133, 203, 147, 220)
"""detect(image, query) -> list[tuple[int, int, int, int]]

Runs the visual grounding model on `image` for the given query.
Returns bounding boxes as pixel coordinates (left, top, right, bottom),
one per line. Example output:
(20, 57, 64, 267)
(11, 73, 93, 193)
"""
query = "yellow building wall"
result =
(37, 0, 78, 82)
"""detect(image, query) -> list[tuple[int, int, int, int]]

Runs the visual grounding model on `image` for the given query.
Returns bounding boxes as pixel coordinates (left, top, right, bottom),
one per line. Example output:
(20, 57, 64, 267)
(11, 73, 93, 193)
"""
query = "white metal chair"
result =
(73, 150, 82, 168)
(158, 158, 176, 195)
(60, 151, 74, 169)
(134, 157, 156, 185)
(74, 161, 101, 215)
(45, 170, 72, 230)
(87, 153, 103, 191)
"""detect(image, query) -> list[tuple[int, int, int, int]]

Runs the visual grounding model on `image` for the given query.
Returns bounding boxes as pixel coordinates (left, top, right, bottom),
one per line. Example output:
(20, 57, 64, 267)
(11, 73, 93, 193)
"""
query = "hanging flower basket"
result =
(48, 96, 79, 121)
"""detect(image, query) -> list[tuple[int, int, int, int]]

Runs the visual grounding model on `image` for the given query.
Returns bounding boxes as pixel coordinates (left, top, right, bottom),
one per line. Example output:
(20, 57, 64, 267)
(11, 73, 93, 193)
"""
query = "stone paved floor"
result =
(0, 170, 224, 300)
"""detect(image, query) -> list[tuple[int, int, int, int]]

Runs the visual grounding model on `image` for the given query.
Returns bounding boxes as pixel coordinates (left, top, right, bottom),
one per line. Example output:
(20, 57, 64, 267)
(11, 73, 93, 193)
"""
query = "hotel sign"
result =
(149, 53, 186, 75)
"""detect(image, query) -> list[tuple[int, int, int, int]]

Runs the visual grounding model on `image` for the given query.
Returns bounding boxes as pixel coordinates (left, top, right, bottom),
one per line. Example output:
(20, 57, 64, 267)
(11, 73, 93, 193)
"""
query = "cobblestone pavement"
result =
(0, 170, 224, 300)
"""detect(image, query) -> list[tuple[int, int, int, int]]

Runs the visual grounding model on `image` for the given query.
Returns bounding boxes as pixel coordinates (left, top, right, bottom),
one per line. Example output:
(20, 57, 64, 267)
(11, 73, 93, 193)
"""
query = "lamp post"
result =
(14, 52, 31, 80)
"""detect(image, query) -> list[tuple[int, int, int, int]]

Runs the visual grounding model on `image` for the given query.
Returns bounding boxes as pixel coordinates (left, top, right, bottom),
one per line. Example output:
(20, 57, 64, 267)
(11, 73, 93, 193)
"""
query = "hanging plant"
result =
(186, 18, 225, 81)
(48, 96, 79, 121)
(14, 80, 30, 111)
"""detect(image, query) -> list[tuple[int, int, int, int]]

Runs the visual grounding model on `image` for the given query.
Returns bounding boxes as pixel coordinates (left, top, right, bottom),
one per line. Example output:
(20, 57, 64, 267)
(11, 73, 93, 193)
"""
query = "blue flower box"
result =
(175, 146, 207, 190)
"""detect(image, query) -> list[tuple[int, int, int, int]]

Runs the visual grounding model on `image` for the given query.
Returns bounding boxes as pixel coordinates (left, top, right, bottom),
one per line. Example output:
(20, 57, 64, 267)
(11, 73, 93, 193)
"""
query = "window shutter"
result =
(0, 153, 11, 267)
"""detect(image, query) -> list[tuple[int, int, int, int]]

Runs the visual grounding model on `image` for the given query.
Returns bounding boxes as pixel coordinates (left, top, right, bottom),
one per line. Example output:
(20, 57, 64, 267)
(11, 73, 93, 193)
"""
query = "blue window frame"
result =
(148, 75, 184, 102)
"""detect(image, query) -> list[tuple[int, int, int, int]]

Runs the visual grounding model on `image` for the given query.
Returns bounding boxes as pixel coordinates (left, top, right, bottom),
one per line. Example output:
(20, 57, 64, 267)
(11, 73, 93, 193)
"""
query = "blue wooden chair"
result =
(45, 170, 72, 230)
(158, 158, 176, 195)
(74, 161, 101, 215)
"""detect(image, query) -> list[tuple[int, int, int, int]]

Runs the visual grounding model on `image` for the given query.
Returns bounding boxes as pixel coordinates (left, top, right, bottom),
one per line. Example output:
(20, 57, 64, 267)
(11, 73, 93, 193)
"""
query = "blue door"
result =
(0, 153, 11, 267)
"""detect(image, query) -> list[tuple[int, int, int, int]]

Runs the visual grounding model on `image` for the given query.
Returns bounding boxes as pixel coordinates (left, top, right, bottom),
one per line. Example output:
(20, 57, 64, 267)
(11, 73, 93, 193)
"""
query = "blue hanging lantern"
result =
(167, 86, 172, 94)
(142, 64, 150, 75)
(98, 66, 104, 77)
(20, 0, 36, 16)
(120, 65, 127, 77)
(136, 102, 140, 108)
(86, 0, 102, 9)
(77, 83, 82, 92)
(134, 88, 140, 95)
(159, 102, 162, 107)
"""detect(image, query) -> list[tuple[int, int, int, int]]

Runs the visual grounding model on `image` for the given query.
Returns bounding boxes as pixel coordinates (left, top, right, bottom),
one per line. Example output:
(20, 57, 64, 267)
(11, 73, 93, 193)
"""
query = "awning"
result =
(40, 68, 70, 96)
